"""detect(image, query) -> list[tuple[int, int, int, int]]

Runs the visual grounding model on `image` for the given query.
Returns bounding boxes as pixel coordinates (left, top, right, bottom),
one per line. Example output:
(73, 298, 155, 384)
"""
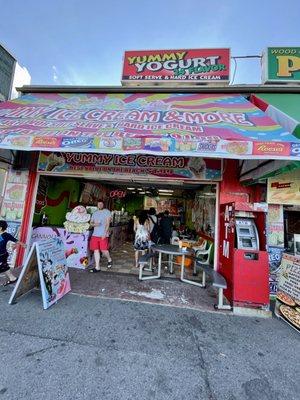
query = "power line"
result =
(231, 55, 262, 59)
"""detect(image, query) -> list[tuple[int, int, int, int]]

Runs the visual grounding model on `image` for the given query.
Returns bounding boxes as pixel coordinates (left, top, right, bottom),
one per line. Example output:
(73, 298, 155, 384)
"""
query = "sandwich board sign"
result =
(9, 238, 71, 309)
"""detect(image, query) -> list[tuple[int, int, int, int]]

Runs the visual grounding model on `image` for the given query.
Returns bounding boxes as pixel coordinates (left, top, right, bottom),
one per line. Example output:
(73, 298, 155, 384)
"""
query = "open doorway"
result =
(29, 174, 218, 280)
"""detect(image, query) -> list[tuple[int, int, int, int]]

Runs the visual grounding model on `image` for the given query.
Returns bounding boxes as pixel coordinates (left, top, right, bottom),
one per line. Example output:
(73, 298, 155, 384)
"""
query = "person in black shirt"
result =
(160, 210, 173, 244)
(0, 220, 25, 286)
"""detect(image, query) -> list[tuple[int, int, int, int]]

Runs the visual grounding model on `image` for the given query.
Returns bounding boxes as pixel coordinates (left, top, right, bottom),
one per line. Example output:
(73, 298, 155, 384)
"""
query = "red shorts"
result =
(90, 236, 109, 251)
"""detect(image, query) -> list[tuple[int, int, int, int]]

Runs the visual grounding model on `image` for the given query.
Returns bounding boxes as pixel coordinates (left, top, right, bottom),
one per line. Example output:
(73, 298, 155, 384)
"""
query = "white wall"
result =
(10, 62, 31, 99)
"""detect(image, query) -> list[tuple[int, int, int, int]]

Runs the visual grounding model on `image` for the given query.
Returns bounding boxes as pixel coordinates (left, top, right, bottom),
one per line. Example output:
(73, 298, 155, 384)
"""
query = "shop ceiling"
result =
(82, 176, 215, 191)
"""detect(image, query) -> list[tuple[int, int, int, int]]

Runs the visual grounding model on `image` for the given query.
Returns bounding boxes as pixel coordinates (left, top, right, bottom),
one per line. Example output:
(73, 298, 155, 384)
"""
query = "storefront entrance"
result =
(30, 173, 218, 282)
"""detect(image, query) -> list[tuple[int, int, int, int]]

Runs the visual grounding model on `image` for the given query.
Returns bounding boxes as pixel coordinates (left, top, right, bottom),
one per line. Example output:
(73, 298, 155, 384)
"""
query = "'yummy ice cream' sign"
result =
(38, 152, 222, 181)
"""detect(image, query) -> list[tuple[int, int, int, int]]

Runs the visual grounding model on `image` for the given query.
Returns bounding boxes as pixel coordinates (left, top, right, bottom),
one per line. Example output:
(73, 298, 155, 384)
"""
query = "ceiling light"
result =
(158, 189, 174, 193)
(127, 187, 135, 190)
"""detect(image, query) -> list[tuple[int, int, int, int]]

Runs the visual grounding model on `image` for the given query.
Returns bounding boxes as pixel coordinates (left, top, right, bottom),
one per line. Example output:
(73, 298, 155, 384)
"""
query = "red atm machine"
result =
(218, 202, 269, 309)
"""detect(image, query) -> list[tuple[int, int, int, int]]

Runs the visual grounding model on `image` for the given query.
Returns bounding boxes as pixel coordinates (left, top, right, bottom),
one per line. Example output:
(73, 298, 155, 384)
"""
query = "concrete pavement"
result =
(0, 287, 299, 400)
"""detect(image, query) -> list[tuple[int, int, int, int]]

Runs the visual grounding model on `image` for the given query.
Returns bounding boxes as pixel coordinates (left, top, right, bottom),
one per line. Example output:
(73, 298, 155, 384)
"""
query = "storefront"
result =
(0, 87, 300, 313)
(29, 152, 221, 273)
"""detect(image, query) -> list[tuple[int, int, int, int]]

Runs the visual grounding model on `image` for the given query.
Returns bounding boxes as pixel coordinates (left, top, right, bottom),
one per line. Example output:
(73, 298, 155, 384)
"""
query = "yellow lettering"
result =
(162, 53, 177, 61)
(128, 56, 137, 64)
(148, 54, 162, 62)
(176, 51, 187, 60)
(136, 56, 148, 63)
(277, 55, 300, 77)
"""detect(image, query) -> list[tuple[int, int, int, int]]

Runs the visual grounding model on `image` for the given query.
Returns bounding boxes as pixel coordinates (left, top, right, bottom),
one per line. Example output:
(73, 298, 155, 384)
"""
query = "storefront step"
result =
(233, 306, 272, 318)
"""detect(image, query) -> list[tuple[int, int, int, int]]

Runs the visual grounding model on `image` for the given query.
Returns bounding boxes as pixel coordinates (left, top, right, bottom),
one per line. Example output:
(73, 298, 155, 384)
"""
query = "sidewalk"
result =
(69, 268, 222, 312)
(0, 284, 299, 400)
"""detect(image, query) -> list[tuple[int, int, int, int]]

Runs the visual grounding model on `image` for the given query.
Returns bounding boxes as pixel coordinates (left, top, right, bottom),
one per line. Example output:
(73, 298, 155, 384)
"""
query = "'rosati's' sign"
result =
(262, 47, 300, 83)
(122, 49, 230, 86)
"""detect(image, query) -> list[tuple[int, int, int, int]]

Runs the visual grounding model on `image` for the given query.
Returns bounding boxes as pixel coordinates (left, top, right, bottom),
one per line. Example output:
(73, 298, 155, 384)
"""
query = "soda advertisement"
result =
(122, 48, 230, 83)
(0, 92, 298, 160)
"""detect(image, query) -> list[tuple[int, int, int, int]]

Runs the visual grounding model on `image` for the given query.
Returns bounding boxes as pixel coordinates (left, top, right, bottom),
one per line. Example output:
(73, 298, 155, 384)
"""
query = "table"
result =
(151, 244, 204, 287)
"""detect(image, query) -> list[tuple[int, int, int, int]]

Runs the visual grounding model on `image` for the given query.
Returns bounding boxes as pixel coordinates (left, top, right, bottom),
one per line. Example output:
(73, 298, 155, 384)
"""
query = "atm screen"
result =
(240, 228, 250, 234)
(242, 238, 253, 248)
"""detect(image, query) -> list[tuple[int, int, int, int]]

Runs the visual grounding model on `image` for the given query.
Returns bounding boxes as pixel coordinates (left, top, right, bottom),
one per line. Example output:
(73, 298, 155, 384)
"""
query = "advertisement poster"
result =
(275, 253, 300, 332)
(38, 152, 222, 181)
(193, 194, 216, 237)
(267, 171, 300, 206)
(0, 169, 29, 222)
(266, 204, 284, 247)
(122, 48, 230, 83)
(31, 226, 92, 269)
(268, 246, 284, 296)
(267, 204, 284, 295)
(37, 238, 71, 309)
(9, 239, 71, 309)
(0, 92, 297, 159)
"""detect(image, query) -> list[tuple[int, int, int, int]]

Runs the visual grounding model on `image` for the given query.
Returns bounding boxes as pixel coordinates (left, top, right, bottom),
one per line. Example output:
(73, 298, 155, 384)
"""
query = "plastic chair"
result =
(171, 237, 180, 245)
(192, 240, 207, 253)
(195, 242, 213, 264)
(193, 242, 214, 275)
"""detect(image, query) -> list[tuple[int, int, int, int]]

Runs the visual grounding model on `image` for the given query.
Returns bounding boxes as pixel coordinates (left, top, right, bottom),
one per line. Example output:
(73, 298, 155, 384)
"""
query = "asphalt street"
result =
(0, 287, 299, 400)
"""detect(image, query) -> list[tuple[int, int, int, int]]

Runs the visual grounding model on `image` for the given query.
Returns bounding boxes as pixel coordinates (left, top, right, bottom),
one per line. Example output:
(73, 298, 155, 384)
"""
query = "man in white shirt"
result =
(89, 201, 112, 272)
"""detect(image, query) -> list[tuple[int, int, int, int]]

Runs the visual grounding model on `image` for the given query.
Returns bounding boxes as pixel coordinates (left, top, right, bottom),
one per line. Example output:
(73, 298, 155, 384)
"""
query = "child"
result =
(0, 220, 25, 286)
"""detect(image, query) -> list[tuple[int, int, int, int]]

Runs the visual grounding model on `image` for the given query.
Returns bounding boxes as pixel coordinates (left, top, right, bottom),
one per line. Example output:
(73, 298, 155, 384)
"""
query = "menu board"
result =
(275, 253, 300, 332)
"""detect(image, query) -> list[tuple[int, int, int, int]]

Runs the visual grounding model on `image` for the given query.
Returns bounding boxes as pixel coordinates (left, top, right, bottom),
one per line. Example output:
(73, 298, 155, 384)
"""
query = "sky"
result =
(1, 0, 300, 86)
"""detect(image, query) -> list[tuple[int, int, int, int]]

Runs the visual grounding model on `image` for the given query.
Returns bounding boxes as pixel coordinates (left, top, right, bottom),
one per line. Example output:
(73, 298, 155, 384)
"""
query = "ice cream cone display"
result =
(64, 205, 91, 233)
(45, 153, 65, 171)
